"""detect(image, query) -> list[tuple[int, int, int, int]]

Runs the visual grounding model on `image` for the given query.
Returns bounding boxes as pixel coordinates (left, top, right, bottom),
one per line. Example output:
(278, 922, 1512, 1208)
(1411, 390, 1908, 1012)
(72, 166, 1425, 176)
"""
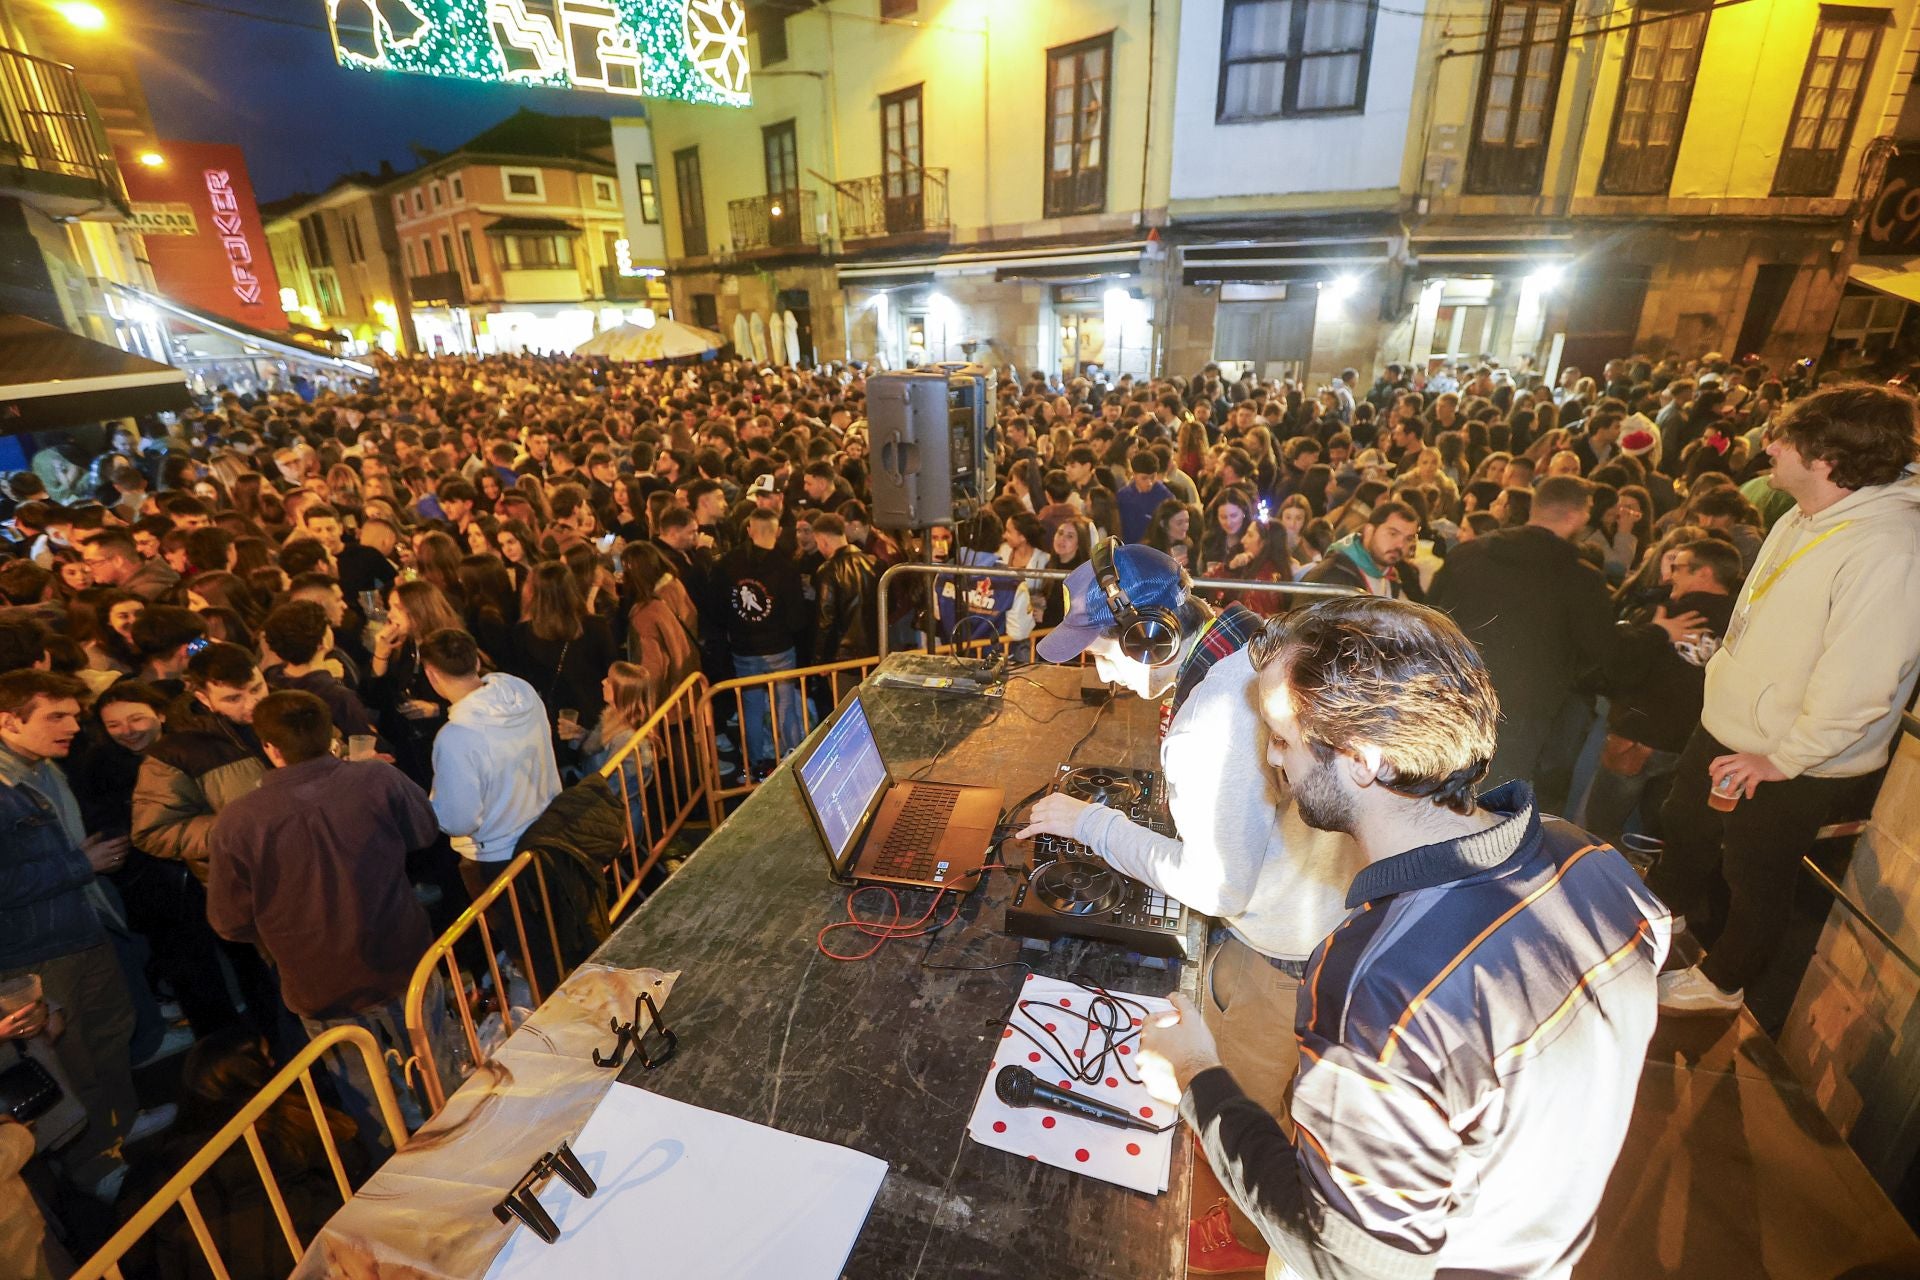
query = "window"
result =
(440, 233, 455, 279)
(501, 234, 575, 269)
(404, 240, 416, 275)
(594, 177, 616, 205)
(635, 164, 660, 223)
(299, 214, 333, 269)
(451, 175, 464, 201)
(1774, 7, 1886, 197)
(431, 182, 444, 208)
(395, 195, 406, 220)
(1599, 5, 1709, 195)
(1045, 34, 1112, 217)
(675, 147, 708, 257)
(412, 190, 424, 213)
(422, 237, 435, 273)
(343, 214, 364, 264)
(1217, 0, 1377, 121)
(880, 0, 916, 14)
(460, 228, 480, 283)
(1466, 1, 1572, 194)
(756, 8, 787, 64)
(691, 293, 720, 330)
(881, 85, 924, 232)
(503, 168, 544, 200)
(763, 120, 802, 246)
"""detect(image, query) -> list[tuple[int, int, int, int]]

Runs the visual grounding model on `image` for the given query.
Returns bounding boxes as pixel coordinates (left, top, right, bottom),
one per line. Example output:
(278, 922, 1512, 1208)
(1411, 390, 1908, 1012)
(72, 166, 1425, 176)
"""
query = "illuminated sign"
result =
(205, 169, 264, 305)
(323, 0, 749, 107)
(129, 202, 199, 236)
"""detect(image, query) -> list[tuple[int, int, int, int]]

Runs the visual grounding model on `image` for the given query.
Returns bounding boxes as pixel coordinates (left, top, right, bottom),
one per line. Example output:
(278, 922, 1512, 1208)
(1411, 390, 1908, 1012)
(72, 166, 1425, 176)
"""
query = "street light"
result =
(136, 150, 165, 168)
(55, 2, 107, 30)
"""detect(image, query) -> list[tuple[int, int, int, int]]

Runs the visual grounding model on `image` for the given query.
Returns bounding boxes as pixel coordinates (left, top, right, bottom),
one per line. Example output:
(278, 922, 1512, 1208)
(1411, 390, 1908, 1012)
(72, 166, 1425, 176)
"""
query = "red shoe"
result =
(1188, 1197, 1269, 1275)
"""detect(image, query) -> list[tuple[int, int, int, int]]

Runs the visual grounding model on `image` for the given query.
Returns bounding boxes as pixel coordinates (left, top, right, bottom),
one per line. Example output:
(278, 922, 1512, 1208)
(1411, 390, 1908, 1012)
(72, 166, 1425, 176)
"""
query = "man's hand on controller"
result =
(1016, 792, 1093, 842)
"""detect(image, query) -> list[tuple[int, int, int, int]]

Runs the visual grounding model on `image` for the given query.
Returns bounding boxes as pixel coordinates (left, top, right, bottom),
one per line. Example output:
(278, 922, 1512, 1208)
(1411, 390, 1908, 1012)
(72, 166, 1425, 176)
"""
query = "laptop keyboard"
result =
(871, 784, 962, 879)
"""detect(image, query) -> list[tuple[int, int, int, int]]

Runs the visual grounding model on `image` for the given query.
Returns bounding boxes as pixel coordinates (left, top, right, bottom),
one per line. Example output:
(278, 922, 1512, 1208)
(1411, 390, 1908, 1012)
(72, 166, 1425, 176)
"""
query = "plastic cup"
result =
(557, 709, 581, 736)
(348, 734, 377, 761)
(0, 974, 43, 1016)
(1708, 775, 1741, 813)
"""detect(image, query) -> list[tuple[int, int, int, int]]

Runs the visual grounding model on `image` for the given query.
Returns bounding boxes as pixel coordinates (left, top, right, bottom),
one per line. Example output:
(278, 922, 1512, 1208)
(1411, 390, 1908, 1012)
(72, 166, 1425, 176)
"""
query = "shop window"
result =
(1466, 1, 1572, 195)
(1774, 8, 1886, 197)
(1217, 0, 1377, 122)
(1045, 33, 1112, 217)
(1600, 4, 1710, 196)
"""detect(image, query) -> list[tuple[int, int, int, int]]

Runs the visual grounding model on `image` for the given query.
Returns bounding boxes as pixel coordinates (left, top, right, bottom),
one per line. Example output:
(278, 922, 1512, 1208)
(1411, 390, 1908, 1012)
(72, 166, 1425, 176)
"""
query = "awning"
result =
(483, 216, 583, 235)
(1848, 259, 1920, 305)
(106, 283, 376, 378)
(1180, 237, 1395, 286)
(838, 241, 1147, 285)
(0, 313, 189, 435)
(1410, 233, 1576, 276)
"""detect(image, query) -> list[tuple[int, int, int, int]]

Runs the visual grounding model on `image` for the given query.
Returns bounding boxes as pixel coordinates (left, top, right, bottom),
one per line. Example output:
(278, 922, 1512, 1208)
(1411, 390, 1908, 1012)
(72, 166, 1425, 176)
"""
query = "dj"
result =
(1017, 539, 1364, 1271)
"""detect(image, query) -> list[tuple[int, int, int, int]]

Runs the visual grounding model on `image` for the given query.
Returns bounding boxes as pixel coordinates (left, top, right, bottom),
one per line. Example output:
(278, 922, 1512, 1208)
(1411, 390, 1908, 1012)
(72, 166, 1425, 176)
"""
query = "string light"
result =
(323, 0, 750, 106)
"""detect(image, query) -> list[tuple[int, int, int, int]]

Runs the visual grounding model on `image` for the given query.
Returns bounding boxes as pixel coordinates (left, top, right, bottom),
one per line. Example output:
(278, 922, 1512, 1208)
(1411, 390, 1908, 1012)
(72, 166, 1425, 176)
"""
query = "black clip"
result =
(591, 991, 677, 1070)
(493, 1141, 596, 1244)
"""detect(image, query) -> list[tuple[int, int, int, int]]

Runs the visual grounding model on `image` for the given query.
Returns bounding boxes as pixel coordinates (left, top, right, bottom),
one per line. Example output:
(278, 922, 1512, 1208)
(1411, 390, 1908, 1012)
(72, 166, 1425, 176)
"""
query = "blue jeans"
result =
(299, 972, 453, 1152)
(733, 648, 802, 766)
(1582, 745, 1681, 846)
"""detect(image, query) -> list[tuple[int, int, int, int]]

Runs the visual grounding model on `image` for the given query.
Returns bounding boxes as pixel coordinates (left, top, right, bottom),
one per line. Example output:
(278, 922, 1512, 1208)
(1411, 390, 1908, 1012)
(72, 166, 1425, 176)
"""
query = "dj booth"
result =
(593, 655, 1198, 1278)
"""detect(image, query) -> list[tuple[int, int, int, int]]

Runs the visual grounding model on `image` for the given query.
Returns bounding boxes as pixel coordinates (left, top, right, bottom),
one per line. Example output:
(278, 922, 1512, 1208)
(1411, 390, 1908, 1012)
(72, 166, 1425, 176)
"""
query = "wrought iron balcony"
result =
(728, 190, 818, 254)
(408, 270, 465, 306)
(0, 46, 125, 204)
(836, 168, 950, 242)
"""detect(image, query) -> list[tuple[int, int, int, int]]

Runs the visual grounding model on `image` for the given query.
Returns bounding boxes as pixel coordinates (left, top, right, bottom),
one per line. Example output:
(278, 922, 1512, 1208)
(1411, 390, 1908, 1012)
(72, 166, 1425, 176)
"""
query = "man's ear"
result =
(1347, 742, 1384, 789)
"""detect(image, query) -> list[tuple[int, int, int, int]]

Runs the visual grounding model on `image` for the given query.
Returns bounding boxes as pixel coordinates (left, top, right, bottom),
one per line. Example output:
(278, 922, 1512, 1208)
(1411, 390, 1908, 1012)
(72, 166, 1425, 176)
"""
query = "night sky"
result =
(125, 0, 639, 201)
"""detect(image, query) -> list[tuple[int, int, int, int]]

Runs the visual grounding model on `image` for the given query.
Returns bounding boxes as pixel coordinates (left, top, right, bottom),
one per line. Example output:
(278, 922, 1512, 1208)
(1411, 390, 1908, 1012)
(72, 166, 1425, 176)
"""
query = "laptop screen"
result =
(797, 696, 890, 869)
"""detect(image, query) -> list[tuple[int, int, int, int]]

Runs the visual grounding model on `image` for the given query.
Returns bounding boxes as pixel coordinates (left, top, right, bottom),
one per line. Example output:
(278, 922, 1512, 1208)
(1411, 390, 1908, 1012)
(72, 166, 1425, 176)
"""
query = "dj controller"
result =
(1005, 765, 1192, 960)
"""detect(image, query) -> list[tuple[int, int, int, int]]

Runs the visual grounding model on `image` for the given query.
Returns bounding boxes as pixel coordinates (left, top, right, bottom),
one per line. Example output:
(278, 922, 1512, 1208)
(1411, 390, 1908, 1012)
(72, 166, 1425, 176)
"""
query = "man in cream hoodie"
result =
(1653, 384, 1920, 1014)
(419, 628, 561, 904)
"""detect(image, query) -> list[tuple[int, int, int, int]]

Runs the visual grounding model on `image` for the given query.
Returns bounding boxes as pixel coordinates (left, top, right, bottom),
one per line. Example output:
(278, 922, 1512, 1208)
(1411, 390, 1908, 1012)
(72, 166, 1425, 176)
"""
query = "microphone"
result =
(994, 1065, 1160, 1133)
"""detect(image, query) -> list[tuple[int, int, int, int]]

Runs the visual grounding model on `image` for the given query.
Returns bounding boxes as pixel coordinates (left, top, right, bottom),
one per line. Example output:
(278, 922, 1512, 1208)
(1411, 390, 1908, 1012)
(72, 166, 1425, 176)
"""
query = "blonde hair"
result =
(605, 661, 652, 733)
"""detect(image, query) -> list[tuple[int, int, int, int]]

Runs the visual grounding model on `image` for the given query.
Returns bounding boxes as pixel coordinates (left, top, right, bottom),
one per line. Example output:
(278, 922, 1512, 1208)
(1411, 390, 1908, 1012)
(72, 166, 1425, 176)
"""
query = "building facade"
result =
(608, 114, 673, 322)
(264, 176, 413, 355)
(385, 110, 639, 355)
(645, 0, 1176, 375)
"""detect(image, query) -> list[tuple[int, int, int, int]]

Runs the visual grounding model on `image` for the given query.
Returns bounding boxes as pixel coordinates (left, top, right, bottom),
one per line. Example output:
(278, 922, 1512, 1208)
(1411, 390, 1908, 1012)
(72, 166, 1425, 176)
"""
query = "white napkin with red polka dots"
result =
(965, 973, 1176, 1195)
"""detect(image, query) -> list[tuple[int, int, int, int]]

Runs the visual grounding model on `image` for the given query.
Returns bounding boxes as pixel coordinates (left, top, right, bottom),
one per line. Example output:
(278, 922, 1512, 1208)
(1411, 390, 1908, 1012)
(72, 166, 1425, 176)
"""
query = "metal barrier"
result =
(403, 850, 563, 1116)
(73, 1026, 406, 1280)
(700, 657, 879, 825)
(875, 561, 1358, 659)
(599, 672, 712, 919)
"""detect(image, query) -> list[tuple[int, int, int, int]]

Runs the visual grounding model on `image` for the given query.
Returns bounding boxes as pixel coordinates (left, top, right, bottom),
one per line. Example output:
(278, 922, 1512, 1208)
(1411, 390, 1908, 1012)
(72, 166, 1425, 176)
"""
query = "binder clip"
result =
(493, 1141, 596, 1244)
(591, 990, 677, 1070)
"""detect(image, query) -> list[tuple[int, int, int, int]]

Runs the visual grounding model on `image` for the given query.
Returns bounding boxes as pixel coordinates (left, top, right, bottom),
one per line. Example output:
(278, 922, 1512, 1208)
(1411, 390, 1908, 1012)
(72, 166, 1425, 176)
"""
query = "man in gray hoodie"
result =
(420, 628, 561, 904)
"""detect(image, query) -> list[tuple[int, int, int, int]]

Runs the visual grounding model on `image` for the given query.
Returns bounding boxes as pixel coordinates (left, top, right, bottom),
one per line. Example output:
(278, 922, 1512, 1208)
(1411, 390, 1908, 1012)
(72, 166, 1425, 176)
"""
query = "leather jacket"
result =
(813, 545, 879, 661)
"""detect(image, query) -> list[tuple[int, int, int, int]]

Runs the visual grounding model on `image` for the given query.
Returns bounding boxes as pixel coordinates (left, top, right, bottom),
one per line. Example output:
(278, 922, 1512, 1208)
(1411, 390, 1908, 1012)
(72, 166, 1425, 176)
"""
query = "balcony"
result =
(599, 266, 653, 302)
(408, 270, 465, 307)
(836, 169, 950, 244)
(728, 190, 819, 256)
(0, 45, 126, 212)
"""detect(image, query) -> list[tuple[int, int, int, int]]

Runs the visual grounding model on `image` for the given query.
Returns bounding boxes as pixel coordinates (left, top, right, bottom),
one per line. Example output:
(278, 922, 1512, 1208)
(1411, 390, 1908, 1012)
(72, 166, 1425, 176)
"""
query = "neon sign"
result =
(204, 169, 263, 306)
(323, 0, 749, 107)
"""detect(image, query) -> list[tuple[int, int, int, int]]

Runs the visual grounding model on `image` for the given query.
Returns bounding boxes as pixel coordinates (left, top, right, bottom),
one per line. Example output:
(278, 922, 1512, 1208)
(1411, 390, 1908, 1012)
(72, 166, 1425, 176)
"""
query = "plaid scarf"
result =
(1160, 602, 1263, 739)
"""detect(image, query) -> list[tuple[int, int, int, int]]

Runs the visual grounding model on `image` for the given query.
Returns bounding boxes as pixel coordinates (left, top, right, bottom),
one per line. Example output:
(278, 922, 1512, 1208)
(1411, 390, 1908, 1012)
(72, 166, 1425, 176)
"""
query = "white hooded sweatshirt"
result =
(1703, 468, 1920, 779)
(430, 673, 562, 861)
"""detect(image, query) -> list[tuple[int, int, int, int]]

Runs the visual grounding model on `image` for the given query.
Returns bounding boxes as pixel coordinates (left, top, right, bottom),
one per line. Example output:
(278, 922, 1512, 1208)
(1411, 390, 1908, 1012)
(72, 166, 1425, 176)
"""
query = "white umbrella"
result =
(748, 311, 770, 364)
(573, 319, 723, 361)
(732, 312, 751, 358)
(781, 309, 801, 366)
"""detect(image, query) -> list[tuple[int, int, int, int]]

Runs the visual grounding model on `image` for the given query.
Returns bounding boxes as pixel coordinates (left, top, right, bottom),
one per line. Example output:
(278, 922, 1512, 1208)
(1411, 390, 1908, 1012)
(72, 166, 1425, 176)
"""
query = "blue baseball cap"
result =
(1038, 543, 1189, 663)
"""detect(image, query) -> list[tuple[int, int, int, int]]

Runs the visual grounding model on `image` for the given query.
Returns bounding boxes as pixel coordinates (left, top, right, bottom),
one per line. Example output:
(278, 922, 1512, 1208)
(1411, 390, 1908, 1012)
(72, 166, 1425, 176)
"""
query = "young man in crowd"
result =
(718, 508, 806, 776)
(1142, 597, 1667, 1279)
(1116, 450, 1176, 543)
(1301, 499, 1423, 600)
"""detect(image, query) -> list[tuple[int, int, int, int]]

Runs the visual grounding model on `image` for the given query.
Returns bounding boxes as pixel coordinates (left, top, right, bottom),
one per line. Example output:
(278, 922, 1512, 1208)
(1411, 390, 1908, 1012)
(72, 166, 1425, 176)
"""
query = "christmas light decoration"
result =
(323, 0, 749, 106)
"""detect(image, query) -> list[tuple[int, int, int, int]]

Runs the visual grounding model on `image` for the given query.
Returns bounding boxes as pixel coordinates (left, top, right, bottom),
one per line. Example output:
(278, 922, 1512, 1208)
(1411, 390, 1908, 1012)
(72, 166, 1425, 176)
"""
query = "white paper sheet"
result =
(966, 974, 1176, 1196)
(484, 1083, 888, 1280)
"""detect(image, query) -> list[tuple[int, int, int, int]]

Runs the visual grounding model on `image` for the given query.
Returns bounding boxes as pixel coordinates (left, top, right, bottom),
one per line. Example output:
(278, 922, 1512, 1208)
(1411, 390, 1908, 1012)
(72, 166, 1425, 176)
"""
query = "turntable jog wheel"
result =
(1029, 858, 1125, 917)
(1059, 767, 1144, 809)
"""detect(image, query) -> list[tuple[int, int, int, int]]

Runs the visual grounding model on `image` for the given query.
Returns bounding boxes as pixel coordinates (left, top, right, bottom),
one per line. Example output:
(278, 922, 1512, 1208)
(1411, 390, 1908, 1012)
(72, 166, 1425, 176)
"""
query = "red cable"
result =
(816, 885, 960, 961)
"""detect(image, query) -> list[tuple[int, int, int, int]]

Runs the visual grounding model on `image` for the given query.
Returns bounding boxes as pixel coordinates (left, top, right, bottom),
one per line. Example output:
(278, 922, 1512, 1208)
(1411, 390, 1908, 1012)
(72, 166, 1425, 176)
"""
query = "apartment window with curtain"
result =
(1773, 7, 1886, 196)
(501, 235, 574, 269)
(1599, 4, 1710, 195)
(1044, 34, 1112, 217)
(674, 147, 708, 257)
(1217, 0, 1378, 122)
(636, 164, 659, 222)
(1466, 0, 1572, 194)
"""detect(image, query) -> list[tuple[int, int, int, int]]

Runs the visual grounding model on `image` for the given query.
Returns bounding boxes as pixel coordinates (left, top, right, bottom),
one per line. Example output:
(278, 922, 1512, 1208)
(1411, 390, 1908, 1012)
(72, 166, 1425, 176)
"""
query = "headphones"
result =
(1091, 538, 1183, 667)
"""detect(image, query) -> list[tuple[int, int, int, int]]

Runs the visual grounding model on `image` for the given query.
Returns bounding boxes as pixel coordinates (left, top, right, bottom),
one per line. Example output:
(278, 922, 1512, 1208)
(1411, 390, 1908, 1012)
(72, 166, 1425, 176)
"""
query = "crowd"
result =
(0, 342, 1917, 1277)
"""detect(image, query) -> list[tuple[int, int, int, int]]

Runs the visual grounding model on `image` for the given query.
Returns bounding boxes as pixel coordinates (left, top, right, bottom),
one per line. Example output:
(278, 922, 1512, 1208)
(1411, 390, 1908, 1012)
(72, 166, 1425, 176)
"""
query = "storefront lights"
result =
(1527, 264, 1567, 291)
(56, 2, 107, 31)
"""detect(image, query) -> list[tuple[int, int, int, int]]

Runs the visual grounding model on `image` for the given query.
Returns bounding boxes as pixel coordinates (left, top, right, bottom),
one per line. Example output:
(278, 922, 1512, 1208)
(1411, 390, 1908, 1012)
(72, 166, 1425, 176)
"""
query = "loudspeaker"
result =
(869, 363, 997, 529)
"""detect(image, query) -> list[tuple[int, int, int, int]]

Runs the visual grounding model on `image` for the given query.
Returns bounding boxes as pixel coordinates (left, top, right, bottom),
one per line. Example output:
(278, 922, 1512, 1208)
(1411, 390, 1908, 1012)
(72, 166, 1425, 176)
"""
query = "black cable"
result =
(1063, 691, 1114, 765)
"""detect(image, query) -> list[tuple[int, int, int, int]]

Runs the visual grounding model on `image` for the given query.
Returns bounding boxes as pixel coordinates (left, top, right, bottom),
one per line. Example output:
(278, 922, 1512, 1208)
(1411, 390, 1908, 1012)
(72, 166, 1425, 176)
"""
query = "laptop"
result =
(795, 694, 1003, 889)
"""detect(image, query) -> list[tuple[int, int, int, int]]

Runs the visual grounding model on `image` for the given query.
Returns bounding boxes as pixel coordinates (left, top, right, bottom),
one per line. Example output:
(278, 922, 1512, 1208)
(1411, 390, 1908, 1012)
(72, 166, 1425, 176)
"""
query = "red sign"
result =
(119, 140, 284, 327)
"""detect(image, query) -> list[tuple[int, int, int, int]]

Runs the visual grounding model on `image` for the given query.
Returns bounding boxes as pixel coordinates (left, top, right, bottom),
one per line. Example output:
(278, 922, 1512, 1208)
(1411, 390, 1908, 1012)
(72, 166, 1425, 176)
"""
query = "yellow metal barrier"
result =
(73, 1025, 407, 1280)
(403, 850, 563, 1116)
(699, 656, 878, 825)
(598, 671, 711, 920)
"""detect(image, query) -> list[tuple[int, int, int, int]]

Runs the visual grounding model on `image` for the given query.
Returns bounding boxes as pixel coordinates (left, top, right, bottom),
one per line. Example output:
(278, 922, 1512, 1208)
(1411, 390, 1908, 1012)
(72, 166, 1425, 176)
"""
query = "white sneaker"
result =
(1657, 965, 1742, 1015)
(134, 1024, 196, 1068)
(126, 1103, 178, 1145)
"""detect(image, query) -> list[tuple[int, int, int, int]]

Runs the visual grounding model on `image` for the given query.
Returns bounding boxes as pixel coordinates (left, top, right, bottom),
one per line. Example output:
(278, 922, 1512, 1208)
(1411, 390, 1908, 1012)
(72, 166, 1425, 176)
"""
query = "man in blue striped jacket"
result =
(1142, 597, 1669, 1279)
